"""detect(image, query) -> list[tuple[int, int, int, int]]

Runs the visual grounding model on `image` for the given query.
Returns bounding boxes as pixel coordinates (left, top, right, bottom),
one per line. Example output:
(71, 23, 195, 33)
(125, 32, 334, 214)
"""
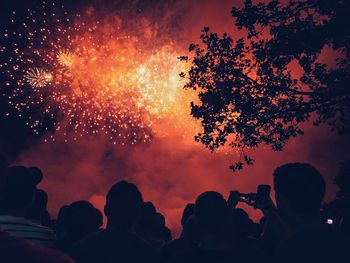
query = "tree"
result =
(181, 0, 350, 171)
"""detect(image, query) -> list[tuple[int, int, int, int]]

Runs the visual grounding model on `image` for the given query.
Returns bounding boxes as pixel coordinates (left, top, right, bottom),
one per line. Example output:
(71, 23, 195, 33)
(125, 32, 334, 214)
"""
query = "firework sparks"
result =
(0, 2, 197, 145)
(57, 49, 76, 67)
(25, 67, 53, 88)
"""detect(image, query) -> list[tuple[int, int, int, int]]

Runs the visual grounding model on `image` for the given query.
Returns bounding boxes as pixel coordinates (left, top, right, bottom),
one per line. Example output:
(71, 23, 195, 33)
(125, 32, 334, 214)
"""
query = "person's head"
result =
(152, 212, 172, 241)
(142, 201, 157, 223)
(56, 205, 70, 238)
(64, 200, 103, 241)
(195, 191, 229, 235)
(58, 205, 70, 223)
(181, 203, 195, 227)
(154, 212, 165, 227)
(104, 180, 143, 229)
(273, 163, 325, 217)
(334, 160, 350, 195)
(28, 167, 43, 184)
(2, 166, 41, 215)
(134, 201, 157, 236)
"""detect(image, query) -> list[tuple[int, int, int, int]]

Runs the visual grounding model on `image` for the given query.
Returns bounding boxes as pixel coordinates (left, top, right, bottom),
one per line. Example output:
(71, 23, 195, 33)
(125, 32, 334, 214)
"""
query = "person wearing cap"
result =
(0, 166, 56, 247)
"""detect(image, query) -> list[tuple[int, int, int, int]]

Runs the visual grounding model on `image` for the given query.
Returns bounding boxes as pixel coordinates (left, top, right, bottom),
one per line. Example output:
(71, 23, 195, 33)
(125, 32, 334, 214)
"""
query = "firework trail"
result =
(0, 2, 197, 145)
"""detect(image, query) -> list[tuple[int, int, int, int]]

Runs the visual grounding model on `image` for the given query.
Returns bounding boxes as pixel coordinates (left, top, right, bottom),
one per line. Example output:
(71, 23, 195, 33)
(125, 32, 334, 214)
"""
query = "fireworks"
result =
(0, 2, 196, 145)
(57, 49, 75, 67)
(25, 67, 53, 88)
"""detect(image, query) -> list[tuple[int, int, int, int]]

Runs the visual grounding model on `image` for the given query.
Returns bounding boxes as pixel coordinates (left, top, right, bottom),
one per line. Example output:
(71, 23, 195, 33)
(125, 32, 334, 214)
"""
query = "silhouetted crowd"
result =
(1, 154, 349, 262)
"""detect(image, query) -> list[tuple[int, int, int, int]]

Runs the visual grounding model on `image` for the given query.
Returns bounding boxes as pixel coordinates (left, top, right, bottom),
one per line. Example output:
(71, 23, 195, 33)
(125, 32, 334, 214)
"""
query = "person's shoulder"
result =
(130, 232, 159, 252)
(74, 229, 106, 249)
(276, 226, 347, 263)
(29, 221, 56, 236)
(71, 230, 107, 262)
(1, 229, 74, 263)
(128, 233, 161, 261)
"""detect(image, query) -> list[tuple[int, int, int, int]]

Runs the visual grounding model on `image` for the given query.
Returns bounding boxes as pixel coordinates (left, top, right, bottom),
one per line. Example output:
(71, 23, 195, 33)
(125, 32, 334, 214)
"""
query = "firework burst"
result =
(57, 49, 76, 67)
(0, 2, 196, 145)
(24, 67, 53, 88)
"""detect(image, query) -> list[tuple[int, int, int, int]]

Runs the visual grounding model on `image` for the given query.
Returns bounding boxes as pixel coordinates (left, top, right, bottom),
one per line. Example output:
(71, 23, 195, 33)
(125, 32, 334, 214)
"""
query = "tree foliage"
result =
(181, 0, 350, 171)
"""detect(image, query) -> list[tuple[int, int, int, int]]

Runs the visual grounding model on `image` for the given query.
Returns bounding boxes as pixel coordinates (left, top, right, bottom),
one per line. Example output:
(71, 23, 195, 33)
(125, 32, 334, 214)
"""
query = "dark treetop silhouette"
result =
(180, 0, 350, 171)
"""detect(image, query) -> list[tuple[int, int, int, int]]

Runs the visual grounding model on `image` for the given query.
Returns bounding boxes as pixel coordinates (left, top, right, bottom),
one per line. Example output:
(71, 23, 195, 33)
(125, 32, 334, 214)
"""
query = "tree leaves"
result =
(183, 0, 350, 172)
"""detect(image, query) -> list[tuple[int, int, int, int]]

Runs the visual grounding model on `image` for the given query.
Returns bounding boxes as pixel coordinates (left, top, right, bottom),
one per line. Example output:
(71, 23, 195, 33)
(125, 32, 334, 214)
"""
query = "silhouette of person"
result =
(161, 204, 197, 262)
(56, 200, 102, 253)
(340, 210, 350, 238)
(182, 215, 200, 249)
(324, 160, 350, 224)
(180, 203, 195, 236)
(26, 189, 52, 226)
(71, 180, 160, 263)
(152, 212, 172, 242)
(28, 166, 44, 184)
(50, 204, 70, 246)
(0, 166, 56, 247)
(229, 208, 266, 261)
(172, 191, 256, 263)
(134, 201, 172, 249)
(134, 201, 164, 249)
(228, 208, 260, 244)
(229, 208, 252, 240)
(261, 163, 348, 263)
(0, 228, 74, 263)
